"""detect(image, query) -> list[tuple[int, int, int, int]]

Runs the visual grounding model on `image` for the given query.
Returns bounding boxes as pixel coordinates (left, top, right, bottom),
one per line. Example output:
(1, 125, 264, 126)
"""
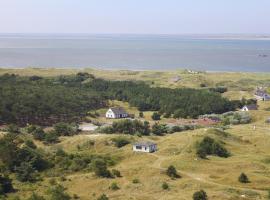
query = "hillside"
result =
(1, 69, 270, 200)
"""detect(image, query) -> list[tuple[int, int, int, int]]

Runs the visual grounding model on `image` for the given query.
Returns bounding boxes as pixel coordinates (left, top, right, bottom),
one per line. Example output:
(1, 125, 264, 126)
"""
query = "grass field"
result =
(2, 68, 270, 199)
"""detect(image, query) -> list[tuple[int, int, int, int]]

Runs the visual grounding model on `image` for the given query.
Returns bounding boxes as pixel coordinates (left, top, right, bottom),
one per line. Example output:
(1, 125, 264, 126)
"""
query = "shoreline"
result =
(1, 66, 270, 74)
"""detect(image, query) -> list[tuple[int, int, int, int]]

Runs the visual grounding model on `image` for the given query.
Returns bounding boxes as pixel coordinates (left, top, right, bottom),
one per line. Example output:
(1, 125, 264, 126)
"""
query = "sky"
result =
(0, 0, 270, 34)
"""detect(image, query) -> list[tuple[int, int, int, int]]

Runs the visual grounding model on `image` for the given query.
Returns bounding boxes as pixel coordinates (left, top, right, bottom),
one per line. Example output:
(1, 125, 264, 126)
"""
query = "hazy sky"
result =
(1, 0, 269, 34)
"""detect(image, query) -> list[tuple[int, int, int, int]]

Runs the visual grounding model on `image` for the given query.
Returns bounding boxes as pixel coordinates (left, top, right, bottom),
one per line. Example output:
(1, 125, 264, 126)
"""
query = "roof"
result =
(255, 89, 269, 97)
(133, 141, 156, 147)
(109, 107, 128, 115)
(243, 104, 258, 110)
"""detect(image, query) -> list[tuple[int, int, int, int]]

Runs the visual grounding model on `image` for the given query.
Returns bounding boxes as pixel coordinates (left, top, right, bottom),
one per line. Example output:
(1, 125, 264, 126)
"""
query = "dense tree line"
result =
(0, 73, 106, 125)
(0, 73, 238, 126)
(88, 78, 237, 118)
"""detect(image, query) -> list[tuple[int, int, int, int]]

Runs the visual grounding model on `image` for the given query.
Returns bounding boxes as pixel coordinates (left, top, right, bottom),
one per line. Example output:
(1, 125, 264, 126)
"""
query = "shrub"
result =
(32, 128, 46, 141)
(54, 122, 79, 136)
(47, 184, 71, 200)
(196, 136, 230, 159)
(152, 112, 161, 120)
(111, 169, 121, 177)
(7, 124, 20, 134)
(0, 175, 14, 195)
(97, 194, 109, 200)
(44, 131, 59, 144)
(152, 123, 168, 136)
(132, 179, 140, 184)
(139, 112, 144, 118)
(15, 161, 36, 182)
(162, 182, 169, 190)
(193, 190, 208, 200)
(92, 159, 112, 178)
(110, 182, 120, 190)
(238, 173, 249, 183)
(24, 140, 37, 149)
(111, 137, 130, 148)
(166, 165, 180, 179)
(27, 193, 45, 200)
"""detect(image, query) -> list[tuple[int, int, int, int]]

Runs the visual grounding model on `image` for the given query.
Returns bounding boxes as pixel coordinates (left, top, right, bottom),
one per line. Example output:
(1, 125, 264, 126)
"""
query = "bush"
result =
(44, 131, 59, 144)
(27, 193, 45, 200)
(111, 137, 130, 148)
(0, 175, 14, 195)
(102, 120, 150, 136)
(193, 190, 208, 200)
(15, 161, 36, 182)
(32, 127, 46, 141)
(47, 185, 71, 200)
(162, 182, 169, 190)
(152, 123, 168, 136)
(238, 173, 249, 183)
(54, 122, 79, 136)
(139, 112, 144, 118)
(92, 159, 111, 178)
(166, 165, 180, 179)
(7, 124, 20, 134)
(97, 194, 109, 200)
(24, 140, 37, 149)
(152, 112, 161, 120)
(132, 179, 140, 184)
(110, 182, 120, 190)
(196, 136, 230, 159)
(111, 169, 121, 178)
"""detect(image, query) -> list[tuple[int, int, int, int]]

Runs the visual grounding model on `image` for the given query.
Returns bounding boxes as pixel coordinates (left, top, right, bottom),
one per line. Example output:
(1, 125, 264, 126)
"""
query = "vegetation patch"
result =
(196, 136, 230, 159)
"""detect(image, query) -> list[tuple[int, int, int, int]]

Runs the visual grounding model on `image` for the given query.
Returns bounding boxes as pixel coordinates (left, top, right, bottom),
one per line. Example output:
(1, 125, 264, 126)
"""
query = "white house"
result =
(241, 104, 258, 111)
(106, 107, 129, 119)
(133, 141, 157, 153)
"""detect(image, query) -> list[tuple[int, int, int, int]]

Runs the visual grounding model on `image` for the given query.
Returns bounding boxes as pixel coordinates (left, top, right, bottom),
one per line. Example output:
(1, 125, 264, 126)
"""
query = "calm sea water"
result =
(0, 34, 270, 72)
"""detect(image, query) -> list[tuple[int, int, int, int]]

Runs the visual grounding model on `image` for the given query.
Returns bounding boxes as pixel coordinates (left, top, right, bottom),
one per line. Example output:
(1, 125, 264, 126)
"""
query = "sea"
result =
(0, 34, 270, 72)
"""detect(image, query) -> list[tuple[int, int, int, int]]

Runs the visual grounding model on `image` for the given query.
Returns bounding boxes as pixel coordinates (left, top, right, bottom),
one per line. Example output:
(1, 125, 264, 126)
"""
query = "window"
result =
(135, 146, 142, 150)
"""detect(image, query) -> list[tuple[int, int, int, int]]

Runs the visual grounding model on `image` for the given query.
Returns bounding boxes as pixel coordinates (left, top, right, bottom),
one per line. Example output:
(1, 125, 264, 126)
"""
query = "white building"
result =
(133, 141, 157, 153)
(106, 107, 129, 119)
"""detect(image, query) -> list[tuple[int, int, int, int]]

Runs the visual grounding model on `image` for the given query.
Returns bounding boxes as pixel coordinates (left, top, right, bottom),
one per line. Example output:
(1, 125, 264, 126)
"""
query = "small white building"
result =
(106, 107, 129, 119)
(133, 141, 157, 153)
(241, 104, 258, 111)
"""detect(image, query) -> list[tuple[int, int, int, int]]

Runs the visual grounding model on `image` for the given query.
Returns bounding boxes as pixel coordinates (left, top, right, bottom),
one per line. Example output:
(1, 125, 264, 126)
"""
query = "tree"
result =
(152, 112, 161, 121)
(238, 173, 249, 183)
(47, 185, 71, 200)
(139, 112, 144, 118)
(97, 194, 109, 200)
(32, 127, 46, 141)
(193, 190, 208, 200)
(0, 175, 14, 195)
(166, 165, 180, 179)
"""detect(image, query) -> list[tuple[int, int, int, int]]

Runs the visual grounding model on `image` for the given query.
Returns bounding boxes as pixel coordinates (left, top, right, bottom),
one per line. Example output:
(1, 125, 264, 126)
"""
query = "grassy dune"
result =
(2, 68, 270, 199)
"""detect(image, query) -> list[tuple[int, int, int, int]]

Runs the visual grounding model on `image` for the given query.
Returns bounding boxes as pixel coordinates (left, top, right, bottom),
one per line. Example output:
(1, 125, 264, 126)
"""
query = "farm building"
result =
(133, 141, 157, 153)
(106, 107, 129, 119)
(241, 104, 258, 111)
